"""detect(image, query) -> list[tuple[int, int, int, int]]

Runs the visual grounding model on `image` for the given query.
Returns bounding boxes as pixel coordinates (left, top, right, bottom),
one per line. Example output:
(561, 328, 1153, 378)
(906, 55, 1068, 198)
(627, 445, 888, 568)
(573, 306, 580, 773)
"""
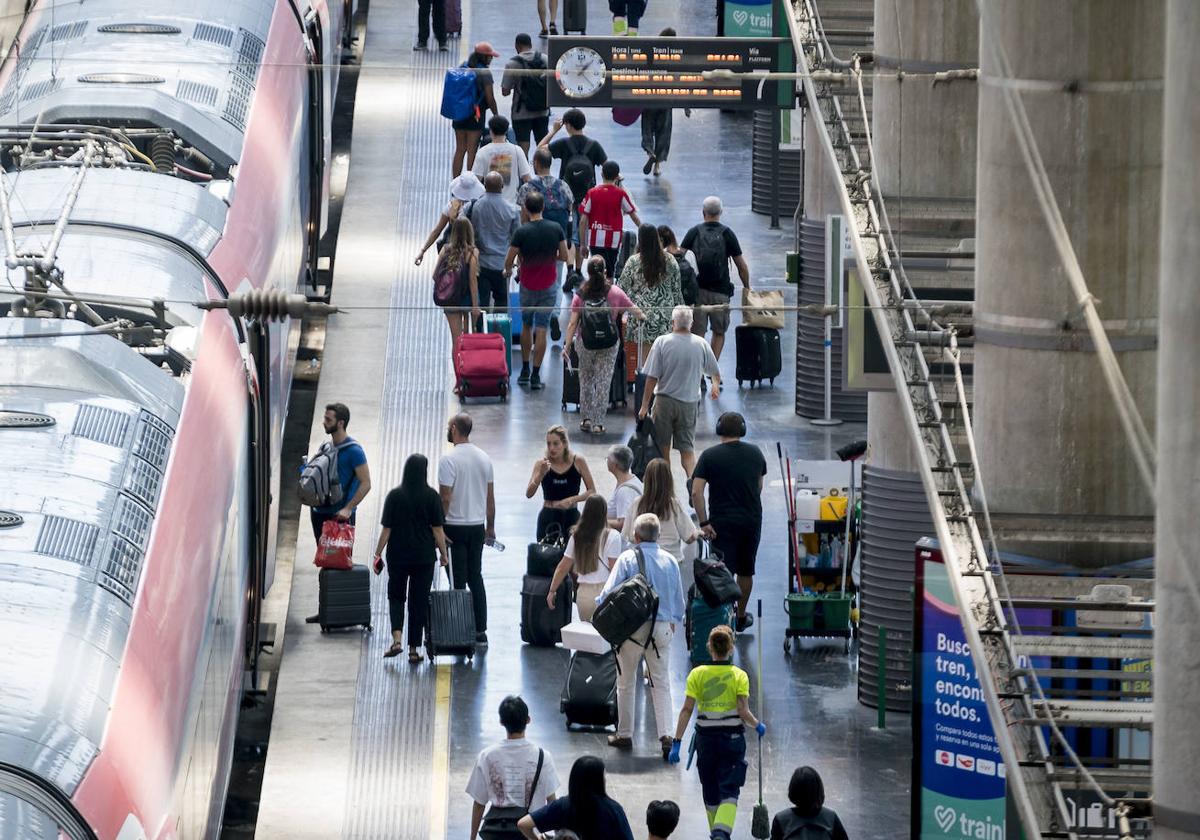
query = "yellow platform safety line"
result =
(429, 663, 452, 838)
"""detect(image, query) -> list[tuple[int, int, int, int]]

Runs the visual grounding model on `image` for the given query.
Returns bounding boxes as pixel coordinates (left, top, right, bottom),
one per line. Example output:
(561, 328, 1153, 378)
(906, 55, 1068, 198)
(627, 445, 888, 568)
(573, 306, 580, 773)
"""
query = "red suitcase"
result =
(455, 329, 509, 401)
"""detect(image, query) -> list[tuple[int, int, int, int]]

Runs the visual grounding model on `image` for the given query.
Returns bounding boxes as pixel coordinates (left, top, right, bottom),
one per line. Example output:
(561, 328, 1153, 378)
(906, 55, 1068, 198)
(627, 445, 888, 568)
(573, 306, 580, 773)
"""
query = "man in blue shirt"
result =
(306, 402, 372, 624)
(596, 513, 686, 755)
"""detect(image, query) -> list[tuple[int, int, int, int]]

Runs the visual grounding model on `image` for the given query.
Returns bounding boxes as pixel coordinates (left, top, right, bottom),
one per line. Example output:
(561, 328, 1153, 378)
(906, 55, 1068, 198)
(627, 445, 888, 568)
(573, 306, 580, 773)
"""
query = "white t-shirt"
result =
(437, 443, 494, 526)
(608, 476, 643, 527)
(471, 141, 533, 205)
(622, 497, 697, 561)
(465, 738, 559, 809)
(565, 529, 623, 585)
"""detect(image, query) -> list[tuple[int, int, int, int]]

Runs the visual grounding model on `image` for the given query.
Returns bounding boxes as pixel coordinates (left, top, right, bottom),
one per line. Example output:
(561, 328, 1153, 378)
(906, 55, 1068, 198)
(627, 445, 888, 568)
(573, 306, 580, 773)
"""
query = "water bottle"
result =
(486, 538, 506, 552)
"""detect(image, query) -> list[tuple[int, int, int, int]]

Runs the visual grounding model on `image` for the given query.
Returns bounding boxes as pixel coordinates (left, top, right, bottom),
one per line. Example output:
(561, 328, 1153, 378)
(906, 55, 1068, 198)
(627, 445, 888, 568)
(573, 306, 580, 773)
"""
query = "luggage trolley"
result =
(776, 449, 861, 655)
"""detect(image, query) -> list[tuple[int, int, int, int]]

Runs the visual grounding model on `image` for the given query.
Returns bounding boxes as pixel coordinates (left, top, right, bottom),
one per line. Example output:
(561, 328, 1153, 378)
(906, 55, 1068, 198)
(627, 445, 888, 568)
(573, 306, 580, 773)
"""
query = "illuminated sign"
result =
(546, 37, 795, 110)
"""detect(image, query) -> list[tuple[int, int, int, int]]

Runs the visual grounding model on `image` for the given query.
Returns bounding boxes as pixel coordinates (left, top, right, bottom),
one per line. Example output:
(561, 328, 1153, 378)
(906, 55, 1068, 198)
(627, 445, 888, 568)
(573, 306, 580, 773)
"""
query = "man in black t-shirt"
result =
(690, 412, 767, 631)
(680, 196, 752, 360)
(538, 108, 607, 271)
(505, 191, 569, 389)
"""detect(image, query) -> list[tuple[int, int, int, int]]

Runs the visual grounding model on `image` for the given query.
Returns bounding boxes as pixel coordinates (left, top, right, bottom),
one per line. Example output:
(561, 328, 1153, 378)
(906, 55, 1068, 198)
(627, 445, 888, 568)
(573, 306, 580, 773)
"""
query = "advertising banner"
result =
(723, 0, 774, 37)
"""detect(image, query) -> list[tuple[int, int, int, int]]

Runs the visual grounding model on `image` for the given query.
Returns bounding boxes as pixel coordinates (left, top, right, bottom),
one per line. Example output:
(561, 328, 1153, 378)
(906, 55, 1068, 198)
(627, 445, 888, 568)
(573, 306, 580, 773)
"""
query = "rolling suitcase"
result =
(734, 324, 782, 388)
(318, 565, 372, 632)
(685, 584, 735, 665)
(560, 650, 619, 729)
(426, 564, 476, 660)
(608, 343, 627, 408)
(455, 325, 509, 401)
(444, 0, 462, 37)
(563, 346, 627, 412)
(623, 339, 638, 385)
(486, 313, 513, 374)
(562, 0, 587, 34)
(521, 574, 573, 646)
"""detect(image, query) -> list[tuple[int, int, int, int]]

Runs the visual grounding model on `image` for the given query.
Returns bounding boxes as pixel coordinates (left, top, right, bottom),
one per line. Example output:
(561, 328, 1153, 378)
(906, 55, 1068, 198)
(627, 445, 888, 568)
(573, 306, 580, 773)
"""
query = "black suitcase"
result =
(608, 343, 627, 408)
(521, 574, 573, 646)
(561, 650, 619, 729)
(563, 0, 587, 34)
(318, 565, 372, 632)
(735, 325, 782, 387)
(426, 565, 476, 659)
(562, 351, 581, 411)
(562, 346, 627, 412)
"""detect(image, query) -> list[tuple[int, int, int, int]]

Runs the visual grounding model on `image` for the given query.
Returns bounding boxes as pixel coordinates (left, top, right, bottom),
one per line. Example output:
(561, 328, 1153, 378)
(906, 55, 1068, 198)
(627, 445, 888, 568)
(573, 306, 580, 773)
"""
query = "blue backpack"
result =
(441, 62, 479, 121)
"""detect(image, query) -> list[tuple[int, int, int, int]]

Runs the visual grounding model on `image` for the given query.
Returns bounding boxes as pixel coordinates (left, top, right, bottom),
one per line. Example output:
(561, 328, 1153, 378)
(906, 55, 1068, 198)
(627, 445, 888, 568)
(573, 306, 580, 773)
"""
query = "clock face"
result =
(555, 46, 606, 99)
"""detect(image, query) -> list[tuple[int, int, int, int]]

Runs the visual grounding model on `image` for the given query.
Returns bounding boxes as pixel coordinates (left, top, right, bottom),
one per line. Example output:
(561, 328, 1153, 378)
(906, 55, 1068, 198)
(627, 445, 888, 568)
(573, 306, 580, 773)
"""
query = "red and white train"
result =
(0, 0, 351, 837)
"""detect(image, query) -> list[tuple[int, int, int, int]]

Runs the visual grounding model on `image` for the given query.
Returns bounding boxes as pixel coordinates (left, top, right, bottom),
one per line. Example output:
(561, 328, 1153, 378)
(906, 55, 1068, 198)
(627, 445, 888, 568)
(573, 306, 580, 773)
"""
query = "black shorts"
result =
(711, 519, 761, 577)
(512, 115, 549, 147)
(452, 112, 486, 132)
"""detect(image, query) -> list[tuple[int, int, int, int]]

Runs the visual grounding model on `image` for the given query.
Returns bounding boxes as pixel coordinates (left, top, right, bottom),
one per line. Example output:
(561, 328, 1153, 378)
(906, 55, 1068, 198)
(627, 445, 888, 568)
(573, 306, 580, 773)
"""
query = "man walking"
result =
(466, 695, 560, 840)
(681, 196, 751, 359)
(637, 306, 721, 477)
(579, 160, 641, 279)
(605, 444, 642, 533)
(517, 148, 575, 342)
(305, 403, 371, 624)
(596, 513, 686, 755)
(438, 413, 496, 644)
(505, 191, 569, 390)
(502, 34, 551, 156)
(690, 412, 767, 632)
(470, 171, 520, 319)
(473, 115, 533, 206)
(538, 108, 607, 271)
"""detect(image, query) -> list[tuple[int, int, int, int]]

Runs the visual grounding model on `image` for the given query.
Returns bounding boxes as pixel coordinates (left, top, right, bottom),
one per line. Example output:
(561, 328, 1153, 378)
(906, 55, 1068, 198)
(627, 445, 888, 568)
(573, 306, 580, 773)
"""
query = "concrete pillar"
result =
(973, 1, 1162, 565)
(1153, 2, 1200, 836)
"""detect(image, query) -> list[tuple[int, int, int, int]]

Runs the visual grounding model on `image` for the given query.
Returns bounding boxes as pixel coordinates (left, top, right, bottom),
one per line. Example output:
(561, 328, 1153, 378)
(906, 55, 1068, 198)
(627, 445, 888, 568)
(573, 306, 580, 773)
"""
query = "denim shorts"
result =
(519, 281, 560, 329)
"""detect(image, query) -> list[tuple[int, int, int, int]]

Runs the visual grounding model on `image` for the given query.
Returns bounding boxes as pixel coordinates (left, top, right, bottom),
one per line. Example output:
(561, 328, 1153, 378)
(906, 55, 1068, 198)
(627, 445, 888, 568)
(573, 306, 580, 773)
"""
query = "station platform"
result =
(253, 0, 910, 837)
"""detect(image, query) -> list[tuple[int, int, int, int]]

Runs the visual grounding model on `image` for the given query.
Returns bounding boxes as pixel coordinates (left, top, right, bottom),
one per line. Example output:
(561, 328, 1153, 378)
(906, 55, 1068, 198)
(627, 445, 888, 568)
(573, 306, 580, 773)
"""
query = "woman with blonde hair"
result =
(526, 425, 596, 540)
(547, 495, 621, 621)
(621, 458, 697, 561)
(431, 217, 481, 360)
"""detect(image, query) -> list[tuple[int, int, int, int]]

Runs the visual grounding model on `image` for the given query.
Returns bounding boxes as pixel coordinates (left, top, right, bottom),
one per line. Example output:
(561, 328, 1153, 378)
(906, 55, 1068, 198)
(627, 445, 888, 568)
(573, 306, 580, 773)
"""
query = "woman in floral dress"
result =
(618, 223, 682, 359)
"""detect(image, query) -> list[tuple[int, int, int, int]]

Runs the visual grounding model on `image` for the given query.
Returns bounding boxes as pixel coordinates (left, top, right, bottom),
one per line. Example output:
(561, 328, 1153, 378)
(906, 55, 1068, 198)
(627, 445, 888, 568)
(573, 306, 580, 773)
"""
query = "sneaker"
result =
(518, 367, 531, 385)
(475, 632, 489, 645)
(530, 372, 543, 390)
(549, 22, 559, 34)
(438, 42, 449, 52)
(643, 155, 655, 175)
(735, 612, 755, 632)
(612, 16, 628, 35)
(550, 318, 562, 342)
(413, 41, 427, 51)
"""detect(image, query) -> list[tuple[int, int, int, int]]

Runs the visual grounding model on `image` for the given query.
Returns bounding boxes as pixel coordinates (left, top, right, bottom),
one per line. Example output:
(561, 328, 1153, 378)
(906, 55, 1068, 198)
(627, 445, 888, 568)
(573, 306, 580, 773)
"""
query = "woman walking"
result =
(657, 224, 698, 306)
(547, 495, 622, 621)
(372, 454, 449, 663)
(771, 767, 851, 840)
(413, 172, 485, 267)
(451, 42, 500, 178)
(564, 255, 645, 434)
(617, 223, 681, 358)
(668, 625, 767, 840)
(431, 218, 481, 364)
(526, 425, 596, 540)
(639, 28, 684, 175)
(620, 458, 698, 564)
(518, 755, 635, 840)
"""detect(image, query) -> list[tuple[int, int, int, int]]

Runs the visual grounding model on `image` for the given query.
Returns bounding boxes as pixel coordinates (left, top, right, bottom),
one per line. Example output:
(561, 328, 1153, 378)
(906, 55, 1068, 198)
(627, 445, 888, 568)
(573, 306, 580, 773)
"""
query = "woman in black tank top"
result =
(526, 425, 597, 540)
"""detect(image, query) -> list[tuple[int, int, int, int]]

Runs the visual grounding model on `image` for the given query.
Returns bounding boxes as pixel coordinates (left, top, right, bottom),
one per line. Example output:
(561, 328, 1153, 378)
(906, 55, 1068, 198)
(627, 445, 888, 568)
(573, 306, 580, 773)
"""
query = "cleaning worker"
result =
(668, 624, 766, 839)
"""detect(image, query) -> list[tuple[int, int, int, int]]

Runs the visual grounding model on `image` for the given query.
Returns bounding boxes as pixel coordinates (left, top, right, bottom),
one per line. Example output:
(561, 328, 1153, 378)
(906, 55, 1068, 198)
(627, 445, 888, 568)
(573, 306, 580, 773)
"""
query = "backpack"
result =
(580, 296, 620, 350)
(298, 439, 354, 508)
(627, 417, 661, 480)
(432, 254, 468, 307)
(436, 199, 475, 252)
(561, 136, 598, 203)
(514, 52, 548, 113)
(692, 224, 731, 292)
(592, 546, 660, 649)
(441, 62, 479, 121)
(675, 254, 699, 305)
(477, 749, 545, 840)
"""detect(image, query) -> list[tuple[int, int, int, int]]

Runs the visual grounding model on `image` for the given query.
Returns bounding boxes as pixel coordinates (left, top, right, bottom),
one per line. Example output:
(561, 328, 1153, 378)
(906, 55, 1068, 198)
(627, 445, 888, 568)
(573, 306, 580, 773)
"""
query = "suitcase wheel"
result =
(737, 379, 743, 388)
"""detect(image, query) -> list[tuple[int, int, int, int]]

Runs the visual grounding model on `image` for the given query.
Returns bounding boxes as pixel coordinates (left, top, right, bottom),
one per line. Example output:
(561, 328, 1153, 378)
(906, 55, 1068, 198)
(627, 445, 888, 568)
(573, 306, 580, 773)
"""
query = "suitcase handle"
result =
(436, 557, 456, 590)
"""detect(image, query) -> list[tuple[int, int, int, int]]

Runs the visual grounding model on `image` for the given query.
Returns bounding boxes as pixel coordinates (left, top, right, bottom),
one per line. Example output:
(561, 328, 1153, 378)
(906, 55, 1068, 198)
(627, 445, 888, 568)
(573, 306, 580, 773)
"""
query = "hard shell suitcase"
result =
(560, 650, 619, 729)
(734, 324, 782, 388)
(521, 574, 573, 646)
(486, 313, 513, 374)
(562, 346, 627, 412)
(623, 339, 638, 385)
(444, 0, 462, 37)
(426, 565, 476, 660)
(562, 0, 587, 35)
(318, 565, 373, 632)
(686, 586, 735, 665)
(455, 329, 509, 401)
(608, 343, 627, 407)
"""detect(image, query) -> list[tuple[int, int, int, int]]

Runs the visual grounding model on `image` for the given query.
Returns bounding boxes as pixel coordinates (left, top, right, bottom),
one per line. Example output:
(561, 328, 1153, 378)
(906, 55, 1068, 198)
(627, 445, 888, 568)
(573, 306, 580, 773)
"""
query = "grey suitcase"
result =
(318, 565, 373, 632)
(426, 564, 477, 660)
(563, 0, 587, 34)
(521, 574, 573, 646)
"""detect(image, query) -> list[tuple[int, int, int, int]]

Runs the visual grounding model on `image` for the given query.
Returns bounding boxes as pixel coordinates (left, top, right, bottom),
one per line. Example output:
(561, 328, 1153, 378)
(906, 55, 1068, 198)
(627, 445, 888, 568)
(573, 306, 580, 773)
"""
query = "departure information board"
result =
(546, 37, 794, 110)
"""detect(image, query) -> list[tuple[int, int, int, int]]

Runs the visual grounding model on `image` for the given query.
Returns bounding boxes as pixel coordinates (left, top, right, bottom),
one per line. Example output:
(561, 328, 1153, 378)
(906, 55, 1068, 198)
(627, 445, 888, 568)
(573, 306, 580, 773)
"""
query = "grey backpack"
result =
(298, 439, 353, 508)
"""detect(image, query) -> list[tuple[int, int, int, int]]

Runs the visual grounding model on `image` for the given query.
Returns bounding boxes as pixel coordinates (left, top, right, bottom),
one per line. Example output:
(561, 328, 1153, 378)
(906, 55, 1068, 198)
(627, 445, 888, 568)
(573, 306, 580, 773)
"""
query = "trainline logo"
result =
(932, 805, 1003, 839)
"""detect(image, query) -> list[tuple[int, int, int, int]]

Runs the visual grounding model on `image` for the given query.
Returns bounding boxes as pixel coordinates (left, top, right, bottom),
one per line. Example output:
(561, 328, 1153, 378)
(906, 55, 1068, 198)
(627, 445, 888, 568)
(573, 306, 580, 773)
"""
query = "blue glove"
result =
(756, 722, 767, 738)
(668, 740, 681, 764)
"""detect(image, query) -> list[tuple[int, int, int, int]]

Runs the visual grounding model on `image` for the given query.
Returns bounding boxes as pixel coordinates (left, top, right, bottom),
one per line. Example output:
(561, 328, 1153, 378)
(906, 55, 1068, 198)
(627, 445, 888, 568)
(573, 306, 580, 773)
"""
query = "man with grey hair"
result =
(680, 195, 752, 360)
(605, 444, 643, 533)
(638, 305, 721, 477)
(596, 512, 686, 754)
(470, 171, 520, 320)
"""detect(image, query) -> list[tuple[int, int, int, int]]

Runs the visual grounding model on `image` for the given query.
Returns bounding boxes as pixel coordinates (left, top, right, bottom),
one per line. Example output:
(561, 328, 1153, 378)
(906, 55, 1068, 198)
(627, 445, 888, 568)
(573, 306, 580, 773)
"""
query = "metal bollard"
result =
(877, 625, 887, 729)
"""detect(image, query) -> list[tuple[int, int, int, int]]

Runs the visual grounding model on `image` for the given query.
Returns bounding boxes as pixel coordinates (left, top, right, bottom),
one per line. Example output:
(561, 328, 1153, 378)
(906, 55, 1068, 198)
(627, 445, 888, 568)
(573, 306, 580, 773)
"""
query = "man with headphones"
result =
(689, 412, 767, 631)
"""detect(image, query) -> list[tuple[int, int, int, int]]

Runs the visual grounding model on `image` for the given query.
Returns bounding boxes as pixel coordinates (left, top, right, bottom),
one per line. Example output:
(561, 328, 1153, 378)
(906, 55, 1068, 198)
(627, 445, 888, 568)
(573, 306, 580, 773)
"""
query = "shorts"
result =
(692, 288, 732, 336)
(710, 519, 761, 577)
(651, 394, 697, 453)
(512, 115, 550, 147)
(452, 112, 485, 132)
(519, 280, 559, 329)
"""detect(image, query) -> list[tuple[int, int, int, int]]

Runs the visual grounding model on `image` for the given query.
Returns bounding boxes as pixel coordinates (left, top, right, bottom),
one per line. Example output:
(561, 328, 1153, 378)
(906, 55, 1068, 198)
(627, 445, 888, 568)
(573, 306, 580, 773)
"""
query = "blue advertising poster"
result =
(723, 0, 774, 37)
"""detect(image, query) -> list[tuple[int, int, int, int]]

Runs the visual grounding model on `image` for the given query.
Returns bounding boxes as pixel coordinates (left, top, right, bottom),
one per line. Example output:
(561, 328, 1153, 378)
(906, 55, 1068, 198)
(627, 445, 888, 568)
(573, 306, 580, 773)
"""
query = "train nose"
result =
(0, 767, 95, 840)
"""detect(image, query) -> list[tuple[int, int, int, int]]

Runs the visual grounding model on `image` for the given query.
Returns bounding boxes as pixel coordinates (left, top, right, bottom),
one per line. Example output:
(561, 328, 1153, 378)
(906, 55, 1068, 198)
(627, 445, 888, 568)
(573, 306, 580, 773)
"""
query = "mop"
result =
(751, 598, 770, 838)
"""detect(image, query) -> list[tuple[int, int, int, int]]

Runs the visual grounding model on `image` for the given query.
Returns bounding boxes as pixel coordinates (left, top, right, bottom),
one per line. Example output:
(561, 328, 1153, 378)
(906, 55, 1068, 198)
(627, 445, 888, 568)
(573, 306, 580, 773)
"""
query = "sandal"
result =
(549, 23, 558, 34)
(539, 28, 549, 37)
(579, 420, 592, 433)
(607, 735, 633, 749)
(407, 650, 423, 663)
(591, 424, 605, 435)
(383, 643, 404, 659)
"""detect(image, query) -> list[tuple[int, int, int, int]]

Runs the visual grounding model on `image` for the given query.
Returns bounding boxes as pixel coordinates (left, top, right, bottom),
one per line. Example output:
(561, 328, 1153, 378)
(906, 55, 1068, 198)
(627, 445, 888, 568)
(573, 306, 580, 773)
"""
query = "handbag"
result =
(741, 288, 785, 329)
(478, 749, 544, 840)
(527, 523, 566, 577)
(314, 519, 355, 570)
(693, 542, 742, 607)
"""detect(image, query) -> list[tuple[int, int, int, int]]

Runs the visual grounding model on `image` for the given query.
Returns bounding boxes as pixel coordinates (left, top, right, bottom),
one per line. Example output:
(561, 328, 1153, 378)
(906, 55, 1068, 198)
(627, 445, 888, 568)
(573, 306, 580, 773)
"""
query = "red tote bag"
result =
(315, 519, 356, 570)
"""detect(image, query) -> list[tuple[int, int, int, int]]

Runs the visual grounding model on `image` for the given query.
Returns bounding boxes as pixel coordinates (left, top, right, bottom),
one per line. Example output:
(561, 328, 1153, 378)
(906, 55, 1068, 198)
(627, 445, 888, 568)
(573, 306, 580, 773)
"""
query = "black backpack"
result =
(592, 546, 660, 648)
(562, 136, 598, 204)
(515, 52, 548, 113)
(580, 296, 620, 350)
(675, 253, 699, 305)
(692, 224, 730, 291)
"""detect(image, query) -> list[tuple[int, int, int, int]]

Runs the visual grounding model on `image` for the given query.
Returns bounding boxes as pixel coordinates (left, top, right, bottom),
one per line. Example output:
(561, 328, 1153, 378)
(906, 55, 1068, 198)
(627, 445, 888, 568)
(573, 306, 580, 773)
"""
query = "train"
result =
(0, 0, 352, 837)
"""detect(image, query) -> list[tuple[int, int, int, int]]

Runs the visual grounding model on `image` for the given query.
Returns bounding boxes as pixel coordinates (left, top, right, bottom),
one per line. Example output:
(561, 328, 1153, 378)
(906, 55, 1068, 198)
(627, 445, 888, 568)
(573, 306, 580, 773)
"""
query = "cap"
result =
(473, 41, 501, 57)
(449, 172, 485, 202)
